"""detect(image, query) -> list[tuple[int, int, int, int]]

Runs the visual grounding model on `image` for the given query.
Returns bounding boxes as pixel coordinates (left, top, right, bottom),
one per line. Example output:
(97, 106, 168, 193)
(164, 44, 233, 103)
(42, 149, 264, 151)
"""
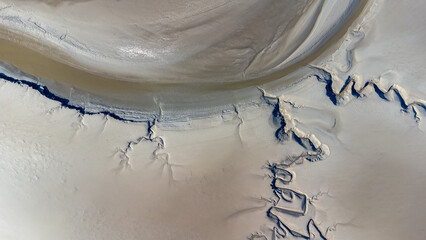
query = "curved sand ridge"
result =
(0, 0, 360, 84)
(0, 0, 366, 120)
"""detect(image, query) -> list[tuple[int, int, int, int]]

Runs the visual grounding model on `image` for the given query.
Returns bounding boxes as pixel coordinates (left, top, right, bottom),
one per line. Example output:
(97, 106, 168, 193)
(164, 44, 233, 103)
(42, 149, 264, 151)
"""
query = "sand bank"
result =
(1, 0, 426, 239)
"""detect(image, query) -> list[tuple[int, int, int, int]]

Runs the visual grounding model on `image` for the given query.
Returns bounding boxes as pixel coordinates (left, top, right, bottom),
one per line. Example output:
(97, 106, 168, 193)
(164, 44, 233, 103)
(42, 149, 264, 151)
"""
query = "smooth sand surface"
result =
(0, 0, 425, 239)
(0, 0, 361, 83)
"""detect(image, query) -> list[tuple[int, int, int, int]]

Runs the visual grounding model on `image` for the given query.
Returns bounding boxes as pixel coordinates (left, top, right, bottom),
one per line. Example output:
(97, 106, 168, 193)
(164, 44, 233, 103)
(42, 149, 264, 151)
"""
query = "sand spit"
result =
(0, 0, 426, 239)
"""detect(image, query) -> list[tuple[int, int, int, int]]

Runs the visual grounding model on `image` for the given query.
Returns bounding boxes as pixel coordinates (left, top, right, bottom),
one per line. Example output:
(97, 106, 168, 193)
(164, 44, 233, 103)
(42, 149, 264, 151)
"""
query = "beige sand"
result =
(1, 0, 426, 240)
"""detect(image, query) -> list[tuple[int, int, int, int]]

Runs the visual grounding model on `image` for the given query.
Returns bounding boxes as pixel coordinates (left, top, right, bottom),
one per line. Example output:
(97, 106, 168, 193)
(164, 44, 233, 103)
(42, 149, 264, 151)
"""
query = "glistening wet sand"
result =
(0, 0, 369, 116)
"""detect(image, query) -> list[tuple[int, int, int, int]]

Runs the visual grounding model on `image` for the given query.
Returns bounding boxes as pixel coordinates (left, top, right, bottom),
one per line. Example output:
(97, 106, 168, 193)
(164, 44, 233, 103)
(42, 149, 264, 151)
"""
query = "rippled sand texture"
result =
(0, 0, 426, 240)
